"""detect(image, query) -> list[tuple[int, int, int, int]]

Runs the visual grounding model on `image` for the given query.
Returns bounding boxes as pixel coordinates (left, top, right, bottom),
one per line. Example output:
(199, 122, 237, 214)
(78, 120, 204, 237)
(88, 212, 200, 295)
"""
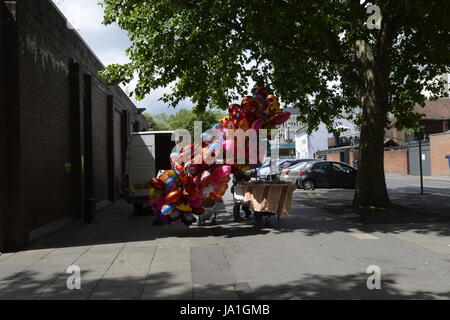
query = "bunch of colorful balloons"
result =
(148, 88, 291, 225)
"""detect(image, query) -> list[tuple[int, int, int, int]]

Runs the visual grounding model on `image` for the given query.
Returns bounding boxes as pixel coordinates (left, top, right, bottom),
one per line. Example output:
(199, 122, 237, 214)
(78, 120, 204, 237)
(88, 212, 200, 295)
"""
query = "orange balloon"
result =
(165, 190, 182, 204)
(239, 118, 250, 130)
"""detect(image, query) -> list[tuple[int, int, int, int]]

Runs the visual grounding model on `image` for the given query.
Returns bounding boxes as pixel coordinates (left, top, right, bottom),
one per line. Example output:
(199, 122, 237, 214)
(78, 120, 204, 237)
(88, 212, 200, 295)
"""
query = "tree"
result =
(143, 112, 158, 130)
(100, 0, 450, 208)
(145, 109, 226, 133)
(151, 113, 172, 131)
(166, 108, 226, 134)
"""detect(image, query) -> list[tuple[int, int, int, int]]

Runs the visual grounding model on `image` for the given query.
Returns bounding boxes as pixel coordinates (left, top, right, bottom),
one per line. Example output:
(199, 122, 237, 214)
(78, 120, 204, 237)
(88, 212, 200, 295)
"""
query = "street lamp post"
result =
(414, 131, 425, 195)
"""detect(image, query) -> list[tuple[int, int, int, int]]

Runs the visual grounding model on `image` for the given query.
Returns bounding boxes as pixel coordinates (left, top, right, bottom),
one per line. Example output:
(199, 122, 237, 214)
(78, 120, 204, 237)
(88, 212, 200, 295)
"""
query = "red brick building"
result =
(317, 99, 450, 176)
(383, 99, 450, 176)
(0, 0, 148, 251)
(430, 131, 450, 176)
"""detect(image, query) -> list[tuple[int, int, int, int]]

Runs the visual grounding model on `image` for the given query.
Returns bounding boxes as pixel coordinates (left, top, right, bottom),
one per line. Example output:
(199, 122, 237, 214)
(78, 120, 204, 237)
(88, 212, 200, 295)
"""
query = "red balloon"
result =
(149, 178, 165, 191)
(175, 163, 184, 174)
(272, 112, 291, 125)
(184, 183, 196, 197)
(241, 97, 257, 113)
(229, 104, 240, 114)
(201, 171, 213, 187)
(165, 190, 182, 204)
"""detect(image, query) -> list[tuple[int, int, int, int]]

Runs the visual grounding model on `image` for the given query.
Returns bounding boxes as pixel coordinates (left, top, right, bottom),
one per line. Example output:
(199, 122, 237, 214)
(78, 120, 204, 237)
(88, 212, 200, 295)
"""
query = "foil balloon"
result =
(161, 204, 176, 216)
(148, 88, 291, 226)
(272, 112, 291, 126)
(149, 178, 165, 191)
(165, 190, 182, 204)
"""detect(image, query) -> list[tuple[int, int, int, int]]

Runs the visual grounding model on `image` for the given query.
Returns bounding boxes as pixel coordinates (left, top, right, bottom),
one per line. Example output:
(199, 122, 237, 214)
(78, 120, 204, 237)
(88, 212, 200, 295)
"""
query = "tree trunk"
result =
(353, 85, 391, 208)
(353, 40, 391, 208)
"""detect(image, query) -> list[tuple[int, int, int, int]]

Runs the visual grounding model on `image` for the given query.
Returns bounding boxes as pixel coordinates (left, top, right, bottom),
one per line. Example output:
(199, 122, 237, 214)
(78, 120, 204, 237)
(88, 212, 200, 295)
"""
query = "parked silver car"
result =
(279, 161, 314, 186)
(256, 158, 289, 180)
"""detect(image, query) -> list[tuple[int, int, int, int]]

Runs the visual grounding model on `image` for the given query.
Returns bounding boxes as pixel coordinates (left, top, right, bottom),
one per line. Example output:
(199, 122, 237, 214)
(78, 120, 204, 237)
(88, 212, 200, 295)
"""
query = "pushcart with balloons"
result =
(234, 181, 296, 224)
(147, 88, 292, 226)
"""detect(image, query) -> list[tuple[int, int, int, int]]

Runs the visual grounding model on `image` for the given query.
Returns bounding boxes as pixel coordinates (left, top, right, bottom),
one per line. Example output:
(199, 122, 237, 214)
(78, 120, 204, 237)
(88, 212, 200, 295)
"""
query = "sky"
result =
(51, 0, 194, 115)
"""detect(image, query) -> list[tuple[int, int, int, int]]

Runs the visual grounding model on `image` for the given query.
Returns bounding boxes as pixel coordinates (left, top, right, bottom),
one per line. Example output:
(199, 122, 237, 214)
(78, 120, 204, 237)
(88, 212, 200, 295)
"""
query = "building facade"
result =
(297, 119, 359, 161)
(0, 0, 148, 251)
(272, 108, 301, 157)
(316, 99, 450, 175)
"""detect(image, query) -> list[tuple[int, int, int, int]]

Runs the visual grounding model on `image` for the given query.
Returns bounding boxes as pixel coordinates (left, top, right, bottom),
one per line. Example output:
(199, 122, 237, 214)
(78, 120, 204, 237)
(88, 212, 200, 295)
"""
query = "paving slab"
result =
(193, 284, 238, 300)
(3, 188, 450, 300)
(142, 283, 192, 300)
(190, 246, 236, 285)
(149, 261, 191, 273)
(89, 285, 144, 300)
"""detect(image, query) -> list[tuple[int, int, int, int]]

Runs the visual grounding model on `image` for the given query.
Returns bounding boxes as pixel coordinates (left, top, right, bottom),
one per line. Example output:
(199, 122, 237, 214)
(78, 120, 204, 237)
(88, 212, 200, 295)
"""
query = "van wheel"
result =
(134, 203, 144, 213)
(303, 180, 316, 191)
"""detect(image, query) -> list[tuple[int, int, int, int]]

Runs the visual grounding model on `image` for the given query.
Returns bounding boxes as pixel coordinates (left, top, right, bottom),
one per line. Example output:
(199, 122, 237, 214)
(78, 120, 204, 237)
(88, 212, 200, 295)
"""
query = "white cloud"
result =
(52, 0, 195, 115)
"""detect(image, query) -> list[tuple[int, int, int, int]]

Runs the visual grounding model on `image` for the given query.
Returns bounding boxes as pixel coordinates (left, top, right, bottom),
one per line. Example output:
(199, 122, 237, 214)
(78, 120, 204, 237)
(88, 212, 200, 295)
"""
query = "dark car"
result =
(294, 160, 357, 190)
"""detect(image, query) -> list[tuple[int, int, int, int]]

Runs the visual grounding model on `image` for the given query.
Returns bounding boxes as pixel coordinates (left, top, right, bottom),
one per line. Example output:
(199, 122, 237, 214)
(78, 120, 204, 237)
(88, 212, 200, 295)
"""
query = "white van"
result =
(123, 131, 175, 212)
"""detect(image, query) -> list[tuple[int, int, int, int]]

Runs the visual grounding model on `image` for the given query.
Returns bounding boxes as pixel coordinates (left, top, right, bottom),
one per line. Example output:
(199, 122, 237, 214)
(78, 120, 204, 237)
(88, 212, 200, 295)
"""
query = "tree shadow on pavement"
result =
(254, 273, 450, 300)
(1, 269, 449, 300)
(12, 188, 450, 253)
(286, 190, 450, 237)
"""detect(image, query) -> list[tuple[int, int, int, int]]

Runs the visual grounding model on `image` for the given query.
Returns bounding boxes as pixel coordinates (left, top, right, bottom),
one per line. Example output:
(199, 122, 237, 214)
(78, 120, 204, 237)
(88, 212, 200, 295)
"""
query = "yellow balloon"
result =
(167, 170, 177, 177)
(269, 101, 281, 113)
(177, 203, 192, 212)
(159, 173, 170, 183)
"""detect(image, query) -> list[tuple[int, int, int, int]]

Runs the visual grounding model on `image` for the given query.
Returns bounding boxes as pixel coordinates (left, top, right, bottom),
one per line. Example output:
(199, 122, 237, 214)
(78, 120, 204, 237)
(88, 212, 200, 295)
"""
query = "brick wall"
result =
(92, 81, 109, 204)
(0, 2, 10, 250)
(327, 152, 341, 162)
(0, 1, 27, 251)
(0, 0, 148, 251)
(18, 0, 74, 229)
(349, 149, 359, 166)
(384, 149, 408, 175)
(430, 132, 450, 176)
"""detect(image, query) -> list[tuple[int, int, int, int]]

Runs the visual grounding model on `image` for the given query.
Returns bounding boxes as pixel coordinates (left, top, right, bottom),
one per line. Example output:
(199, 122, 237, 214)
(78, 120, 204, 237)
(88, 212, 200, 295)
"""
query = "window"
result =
(291, 162, 308, 170)
(332, 163, 355, 174)
(313, 162, 331, 170)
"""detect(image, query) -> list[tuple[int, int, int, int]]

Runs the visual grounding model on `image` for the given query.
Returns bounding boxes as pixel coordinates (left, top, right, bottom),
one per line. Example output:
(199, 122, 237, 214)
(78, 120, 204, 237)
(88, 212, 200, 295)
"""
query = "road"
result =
(386, 174, 450, 197)
(0, 174, 449, 300)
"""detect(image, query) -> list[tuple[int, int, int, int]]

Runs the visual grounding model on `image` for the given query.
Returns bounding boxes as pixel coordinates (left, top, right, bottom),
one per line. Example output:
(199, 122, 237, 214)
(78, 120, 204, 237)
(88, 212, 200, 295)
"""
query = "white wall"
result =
(308, 123, 330, 157)
(295, 119, 359, 158)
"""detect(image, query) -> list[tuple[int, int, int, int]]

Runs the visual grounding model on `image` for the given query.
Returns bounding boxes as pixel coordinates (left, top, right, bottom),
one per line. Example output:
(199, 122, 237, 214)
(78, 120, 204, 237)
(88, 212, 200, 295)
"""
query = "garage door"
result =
(408, 143, 431, 176)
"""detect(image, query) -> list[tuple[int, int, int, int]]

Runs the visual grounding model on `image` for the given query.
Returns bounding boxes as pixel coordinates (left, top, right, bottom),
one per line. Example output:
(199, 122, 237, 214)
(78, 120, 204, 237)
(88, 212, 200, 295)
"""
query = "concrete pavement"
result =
(385, 173, 450, 198)
(1, 185, 450, 300)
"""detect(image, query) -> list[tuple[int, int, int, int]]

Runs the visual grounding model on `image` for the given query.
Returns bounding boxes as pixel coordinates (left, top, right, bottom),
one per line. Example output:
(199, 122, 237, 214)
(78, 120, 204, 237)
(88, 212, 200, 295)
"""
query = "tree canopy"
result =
(100, 0, 450, 207)
(144, 108, 226, 134)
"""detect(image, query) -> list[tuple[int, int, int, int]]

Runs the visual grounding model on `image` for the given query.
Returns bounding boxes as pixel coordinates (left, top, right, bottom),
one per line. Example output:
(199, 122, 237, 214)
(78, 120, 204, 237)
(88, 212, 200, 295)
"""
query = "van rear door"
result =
(129, 134, 156, 199)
